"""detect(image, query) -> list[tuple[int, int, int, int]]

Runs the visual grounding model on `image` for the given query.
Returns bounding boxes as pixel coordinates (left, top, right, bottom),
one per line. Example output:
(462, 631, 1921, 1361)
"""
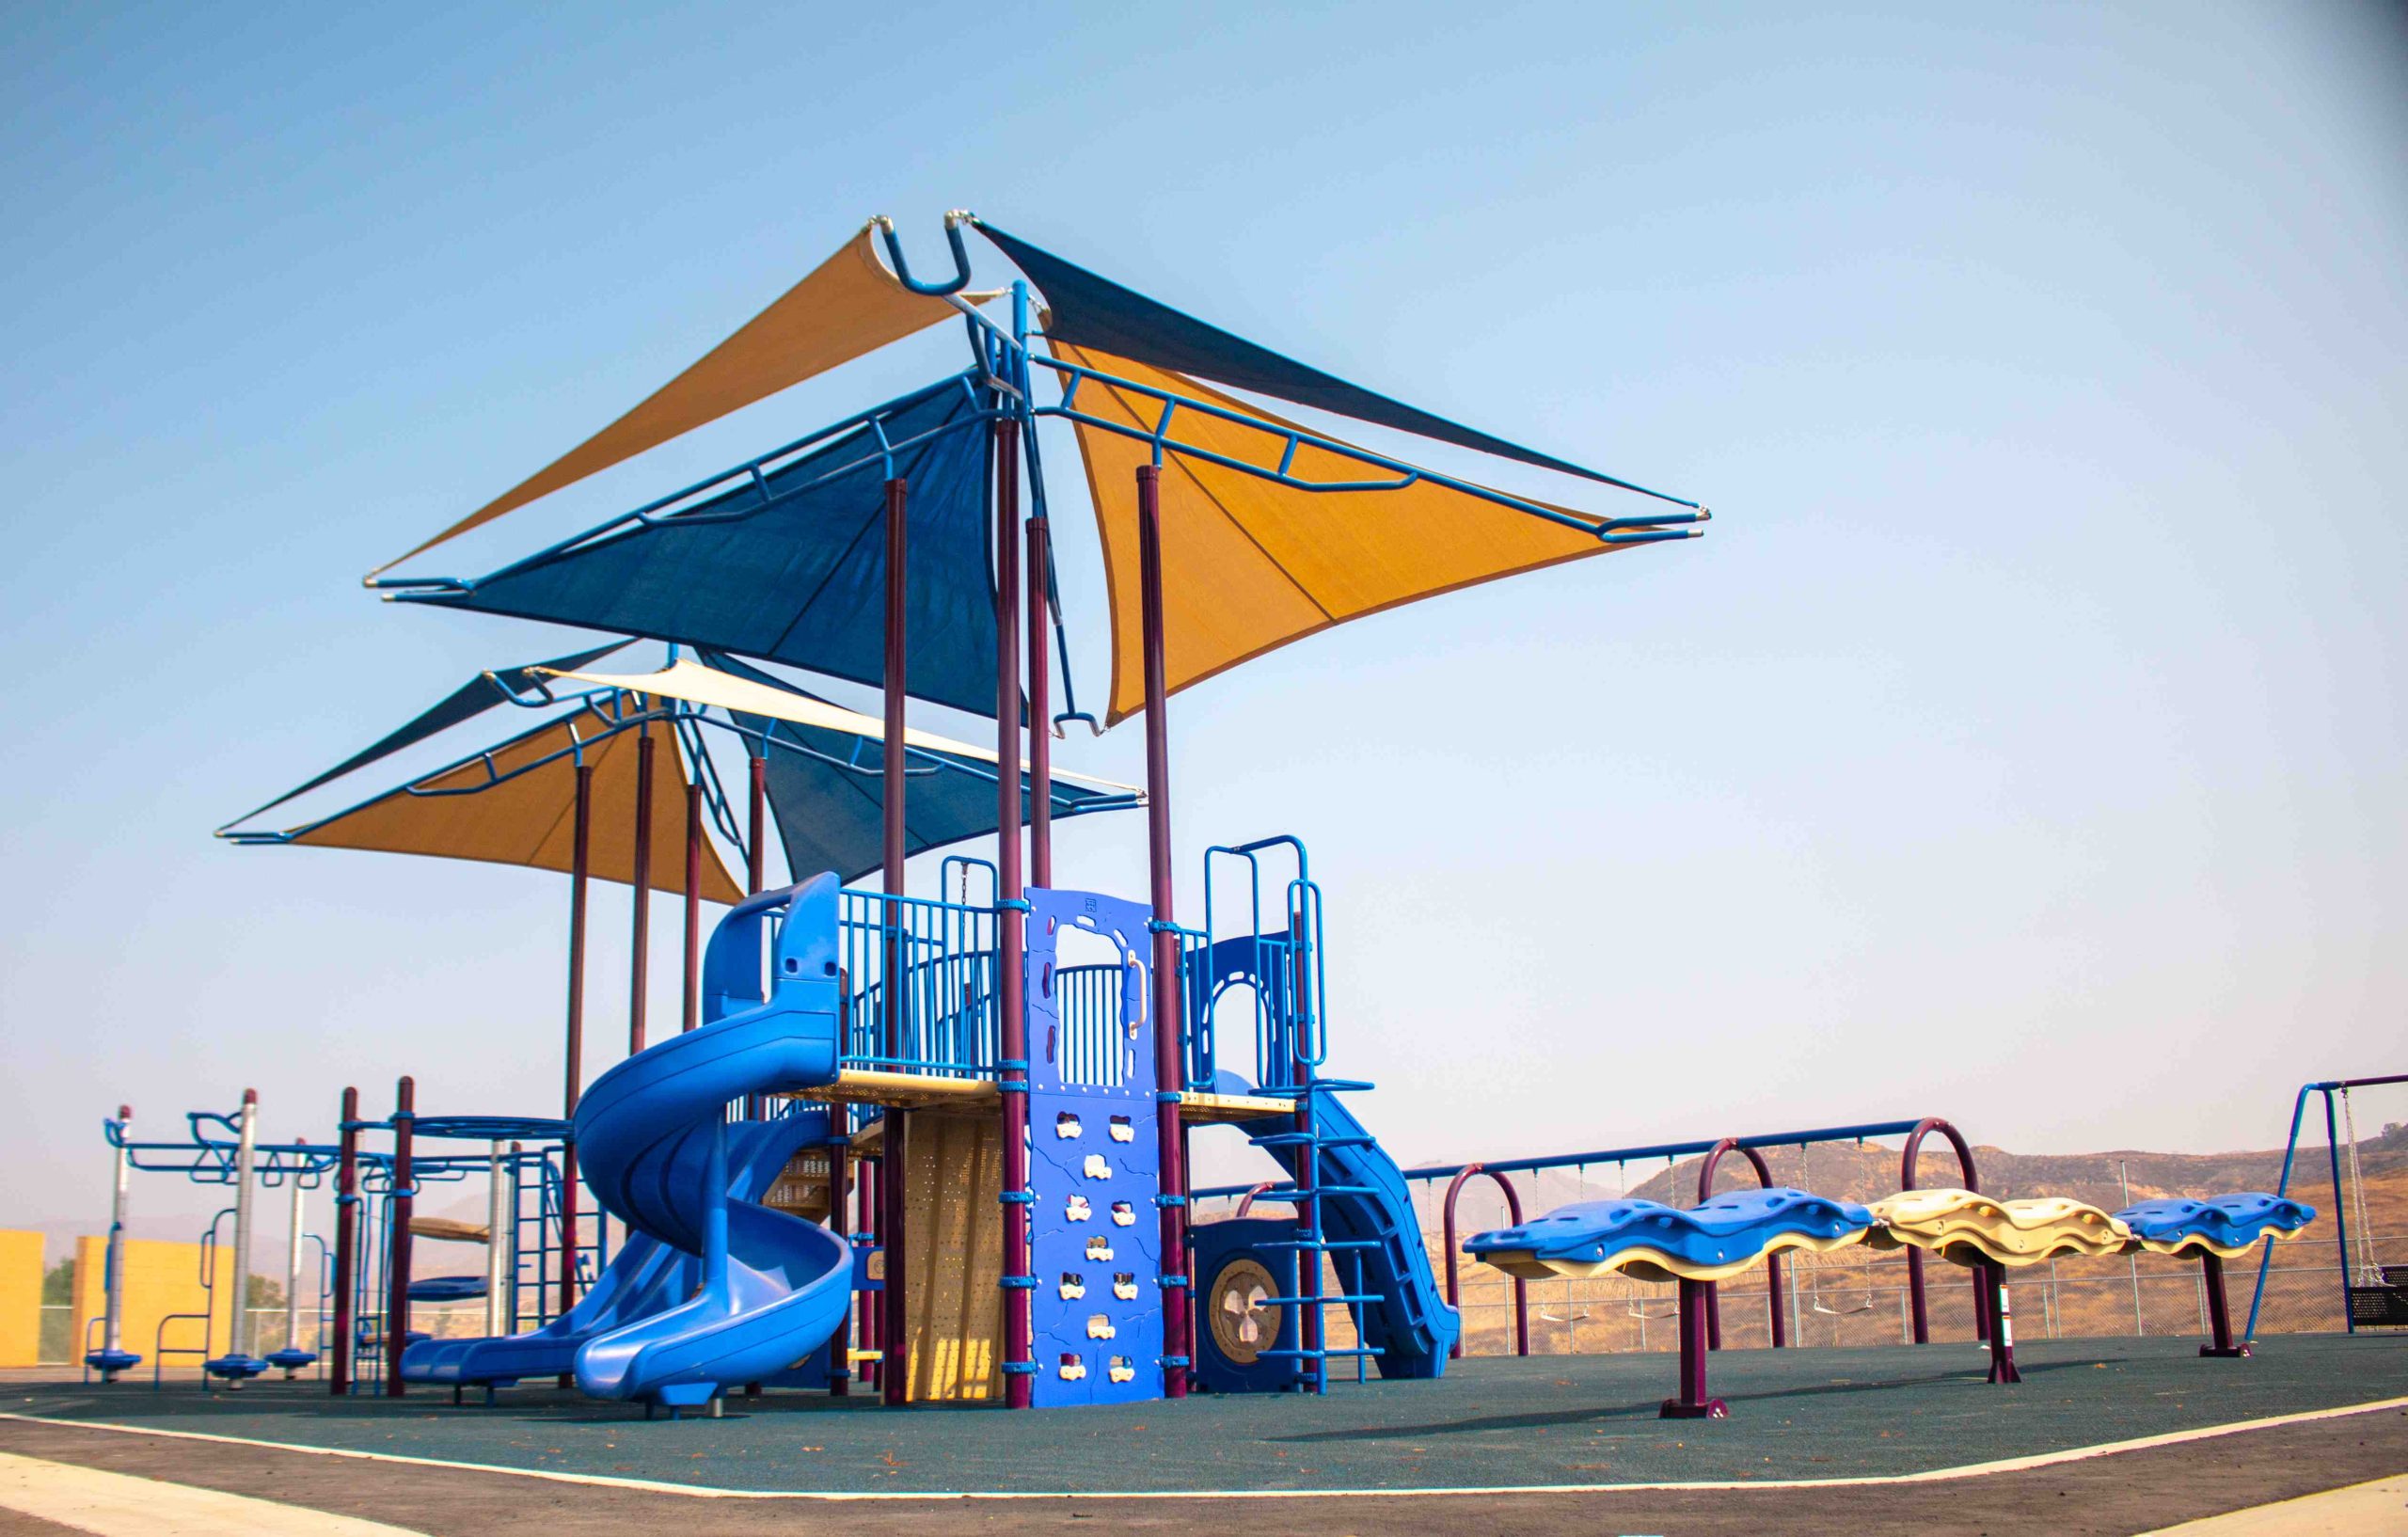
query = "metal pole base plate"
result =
(2200, 1343, 2253, 1358)
(1659, 1397, 1729, 1419)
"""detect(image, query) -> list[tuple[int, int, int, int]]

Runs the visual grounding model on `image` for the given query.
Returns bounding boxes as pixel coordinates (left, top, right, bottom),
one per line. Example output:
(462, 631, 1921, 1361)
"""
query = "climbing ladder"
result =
(1199, 837, 1383, 1393)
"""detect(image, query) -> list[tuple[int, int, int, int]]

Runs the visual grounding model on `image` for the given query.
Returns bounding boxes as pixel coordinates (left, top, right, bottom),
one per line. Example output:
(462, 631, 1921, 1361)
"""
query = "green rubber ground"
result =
(11, 1334, 2404, 1496)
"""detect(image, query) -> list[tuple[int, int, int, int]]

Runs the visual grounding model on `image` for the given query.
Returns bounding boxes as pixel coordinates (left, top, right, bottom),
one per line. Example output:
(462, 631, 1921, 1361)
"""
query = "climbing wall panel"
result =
(1025, 887, 1164, 1407)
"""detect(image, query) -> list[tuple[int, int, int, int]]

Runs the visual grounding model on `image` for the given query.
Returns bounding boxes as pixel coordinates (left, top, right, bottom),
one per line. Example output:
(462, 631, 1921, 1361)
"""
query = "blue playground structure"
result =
(169, 209, 2371, 1443)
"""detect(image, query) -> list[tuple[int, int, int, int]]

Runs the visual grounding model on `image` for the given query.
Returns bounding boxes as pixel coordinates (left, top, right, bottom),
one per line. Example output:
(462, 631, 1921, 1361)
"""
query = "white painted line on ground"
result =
(2, 1396, 2403, 1503)
(0, 1449, 433, 1535)
(2136, 1471, 2408, 1536)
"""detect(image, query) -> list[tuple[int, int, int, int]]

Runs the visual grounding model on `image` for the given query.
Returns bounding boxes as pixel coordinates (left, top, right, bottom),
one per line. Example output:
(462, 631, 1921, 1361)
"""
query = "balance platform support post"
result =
(1659, 1277, 1728, 1419)
(1983, 1260, 2020, 1384)
(2199, 1251, 2250, 1358)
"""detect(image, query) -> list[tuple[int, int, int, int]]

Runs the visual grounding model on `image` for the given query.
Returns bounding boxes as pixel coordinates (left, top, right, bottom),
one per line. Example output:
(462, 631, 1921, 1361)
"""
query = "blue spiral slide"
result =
(402, 876, 852, 1409)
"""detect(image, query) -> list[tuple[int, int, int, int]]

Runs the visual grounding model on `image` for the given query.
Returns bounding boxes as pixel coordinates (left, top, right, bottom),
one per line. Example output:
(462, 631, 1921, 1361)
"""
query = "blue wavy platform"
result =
(2113, 1194, 2316, 1255)
(1466, 1188, 1875, 1280)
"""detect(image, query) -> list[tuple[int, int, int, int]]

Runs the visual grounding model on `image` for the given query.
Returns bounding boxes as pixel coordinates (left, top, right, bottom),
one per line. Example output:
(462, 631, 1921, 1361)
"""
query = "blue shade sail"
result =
(227, 640, 628, 826)
(413, 375, 1004, 718)
(702, 649, 1134, 884)
(977, 221, 1690, 503)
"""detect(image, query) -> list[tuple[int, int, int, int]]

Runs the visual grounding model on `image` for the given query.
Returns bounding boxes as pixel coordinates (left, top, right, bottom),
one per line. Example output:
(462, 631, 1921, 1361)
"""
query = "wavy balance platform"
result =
(2114, 1194, 2318, 1359)
(1867, 1189, 2130, 1268)
(1467, 1189, 1874, 1285)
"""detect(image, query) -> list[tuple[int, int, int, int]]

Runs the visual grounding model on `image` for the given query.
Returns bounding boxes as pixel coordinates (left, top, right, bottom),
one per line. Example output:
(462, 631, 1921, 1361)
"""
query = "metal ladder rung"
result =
(1261, 1293, 1383, 1307)
(1257, 1238, 1382, 1251)
(1259, 1345, 1385, 1360)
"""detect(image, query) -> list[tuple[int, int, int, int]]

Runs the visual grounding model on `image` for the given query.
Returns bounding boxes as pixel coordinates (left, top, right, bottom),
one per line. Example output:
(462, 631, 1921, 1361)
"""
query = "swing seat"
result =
(2348, 1282, 2408, 1328)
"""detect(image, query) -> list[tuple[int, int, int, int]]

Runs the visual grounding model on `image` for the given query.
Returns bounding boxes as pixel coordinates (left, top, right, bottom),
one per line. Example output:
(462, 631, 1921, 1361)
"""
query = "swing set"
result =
(2243, 1071, 2408, 1341)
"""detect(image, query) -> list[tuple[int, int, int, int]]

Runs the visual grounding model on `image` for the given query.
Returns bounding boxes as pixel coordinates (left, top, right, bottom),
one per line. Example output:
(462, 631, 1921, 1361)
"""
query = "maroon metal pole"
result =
(329, 1086, 358, 1395)
(1984, 1260, 2020, 1384)
(858, 1156, 879, 1392)
(630, 725, 654, 1056)
(992, 420, 1032, 1409)
(2199, 1252, 2249, 1357)
(743, 753, 768, 1120)
(1024, 515, 1054, 890)
(747, 755, 768, 894)
(879, 475, 911, 1408)
(1696, 1140, 1786, 1349)
(1442, 1165, 1529, 1359)
(682, 778, 703, 1034)
(560, 764, 591, 1376)
(1136, 464, 1190, 1401)
(1660, 1276, 1727, 1418)
(385, 1076, 414, 1398)
(1900, 1118, 1982, 1343)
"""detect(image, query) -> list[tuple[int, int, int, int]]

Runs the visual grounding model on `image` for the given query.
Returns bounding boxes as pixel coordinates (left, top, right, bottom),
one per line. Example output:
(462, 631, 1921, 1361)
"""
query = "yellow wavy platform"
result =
(1866, 1189, 2131, 1268)
(1481, 1228, 1869, 1285)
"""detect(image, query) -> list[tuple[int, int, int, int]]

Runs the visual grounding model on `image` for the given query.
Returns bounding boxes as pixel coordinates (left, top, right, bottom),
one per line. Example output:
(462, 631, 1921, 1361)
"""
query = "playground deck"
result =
(6, 1334, 2401, 1506)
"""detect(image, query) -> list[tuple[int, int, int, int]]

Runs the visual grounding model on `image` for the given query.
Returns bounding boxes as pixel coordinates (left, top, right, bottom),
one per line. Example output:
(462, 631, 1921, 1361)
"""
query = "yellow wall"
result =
(70, 1236, 235, 1373)
(898, 1113, 1004, 1402)
(0, 1231, 42, 1368)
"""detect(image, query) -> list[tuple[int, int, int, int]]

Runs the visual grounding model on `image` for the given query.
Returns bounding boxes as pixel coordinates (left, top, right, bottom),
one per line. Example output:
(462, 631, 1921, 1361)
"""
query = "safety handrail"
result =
(1442, 1165, 1528, 1358)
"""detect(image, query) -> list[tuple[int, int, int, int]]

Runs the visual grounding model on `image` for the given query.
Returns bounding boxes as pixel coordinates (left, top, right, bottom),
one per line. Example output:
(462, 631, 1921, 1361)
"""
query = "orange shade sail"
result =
(290, 708, 743, 903)
(1052, 342, 1638, 726)
(373, 225, 996, 576)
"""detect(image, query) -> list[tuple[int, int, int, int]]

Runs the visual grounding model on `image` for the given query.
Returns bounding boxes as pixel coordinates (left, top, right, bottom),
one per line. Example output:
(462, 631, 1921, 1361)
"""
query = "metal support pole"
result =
(2199, 1251, 2249, 1357)
(99, 1105, 131, 1381)
(827, 1136, 850, 1398)
(1660, 1277, 1726, 1418)
(1441, 1165, 1529, 1358)
(2323, 1090, 2352, 1334)
(630, 727, 654, 1055)
(1025, 514, 1053, 890)
(1984, 1261, 2020, 1384)
(744, 753, 768, 1120)
(284, 1167, 307, 1370)
(1136, 464, 1190, 1400)
(880, 474, 910, 1408)
(993, 419, 1032, 1408)
(331, 1087, 357, 1395)
(484, 1142, 507, 1338)
(859, 1156, 879, 1392)
(562, 762, 591, 1359)
(228, 1089, 259, 1377)
(1900, 1118, 1981, 1343)
(386, 1076, 414, 1398)
(683, 778, 703, 1033)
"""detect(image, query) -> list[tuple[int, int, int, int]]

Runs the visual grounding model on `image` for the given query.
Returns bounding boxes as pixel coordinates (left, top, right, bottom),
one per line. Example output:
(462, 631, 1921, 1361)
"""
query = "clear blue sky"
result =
(3, 2, 2403, 1244)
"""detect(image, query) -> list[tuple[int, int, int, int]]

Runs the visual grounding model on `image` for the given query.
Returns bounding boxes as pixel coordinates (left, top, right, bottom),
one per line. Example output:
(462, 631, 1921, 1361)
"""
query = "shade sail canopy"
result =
(548, 658, 1141, 885)
(979, 221, 1688, 502)
(545, 658, 1135, 792)
(281, 710, 743, 903)
(1050, 342, 1644, 725)
(411, 376, 1003, 717)
(227, 641, 628, 827)
(375, 225, 998, 575)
